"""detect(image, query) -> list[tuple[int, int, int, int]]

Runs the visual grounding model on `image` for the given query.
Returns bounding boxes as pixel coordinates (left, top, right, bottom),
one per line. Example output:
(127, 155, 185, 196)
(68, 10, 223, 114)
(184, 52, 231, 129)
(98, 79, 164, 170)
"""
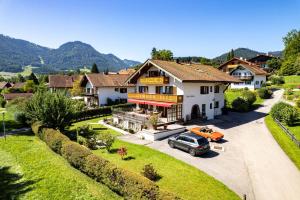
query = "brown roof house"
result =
(248, 54, 278, 71)
(118, 68, 136, 75)
(218, 57, 267, 90)
(110, 59, 239, 132)
(2, 93, 33, 102)
(80, 73, 135, 106)
(48, 75, 82, 93)
(0, 82, 12, 90)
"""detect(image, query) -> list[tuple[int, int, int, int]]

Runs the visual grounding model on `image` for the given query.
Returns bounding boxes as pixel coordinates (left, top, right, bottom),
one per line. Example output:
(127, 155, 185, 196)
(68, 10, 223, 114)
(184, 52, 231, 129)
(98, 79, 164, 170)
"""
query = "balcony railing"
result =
(140, 76, 169, 85)
(128, 93, 183, 103)
(233, 75, 254, 81)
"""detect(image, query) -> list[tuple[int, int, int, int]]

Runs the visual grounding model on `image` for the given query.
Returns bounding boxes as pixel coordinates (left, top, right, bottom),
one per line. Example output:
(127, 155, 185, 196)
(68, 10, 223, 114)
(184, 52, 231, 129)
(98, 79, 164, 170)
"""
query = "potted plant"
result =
(149, 114, 158, 130)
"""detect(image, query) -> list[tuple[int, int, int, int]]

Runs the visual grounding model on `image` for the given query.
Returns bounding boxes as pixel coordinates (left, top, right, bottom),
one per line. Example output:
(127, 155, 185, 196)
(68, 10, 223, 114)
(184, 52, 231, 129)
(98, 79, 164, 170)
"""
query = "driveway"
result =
(144, 89, 300, 200)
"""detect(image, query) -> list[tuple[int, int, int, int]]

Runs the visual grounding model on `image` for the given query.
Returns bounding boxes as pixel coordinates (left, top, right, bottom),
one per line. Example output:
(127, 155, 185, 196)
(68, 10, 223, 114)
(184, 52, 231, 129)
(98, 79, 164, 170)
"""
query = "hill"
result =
(213, 48, 282, 63)
(0, 34, 140, 73)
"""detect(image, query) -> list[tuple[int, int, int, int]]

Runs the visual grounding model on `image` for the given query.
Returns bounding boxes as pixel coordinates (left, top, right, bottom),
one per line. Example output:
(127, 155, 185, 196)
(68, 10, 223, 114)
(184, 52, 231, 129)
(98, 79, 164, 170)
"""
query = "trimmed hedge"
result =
(31, 123, 179, 199)
(257, 87, 273, 99)
(270, 102, 299, 126)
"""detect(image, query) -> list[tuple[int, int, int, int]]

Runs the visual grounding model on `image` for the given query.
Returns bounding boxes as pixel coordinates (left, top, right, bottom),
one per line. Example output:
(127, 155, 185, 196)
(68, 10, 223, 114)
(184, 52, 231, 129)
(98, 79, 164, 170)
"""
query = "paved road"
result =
(143, 89, 300, 200)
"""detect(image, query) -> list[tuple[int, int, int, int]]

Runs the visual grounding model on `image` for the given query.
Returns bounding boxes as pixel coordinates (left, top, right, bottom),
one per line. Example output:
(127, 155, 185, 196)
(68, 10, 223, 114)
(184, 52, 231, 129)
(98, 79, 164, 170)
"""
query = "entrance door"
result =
(201, 104, 206, 117)
(191, 104, 200, 119)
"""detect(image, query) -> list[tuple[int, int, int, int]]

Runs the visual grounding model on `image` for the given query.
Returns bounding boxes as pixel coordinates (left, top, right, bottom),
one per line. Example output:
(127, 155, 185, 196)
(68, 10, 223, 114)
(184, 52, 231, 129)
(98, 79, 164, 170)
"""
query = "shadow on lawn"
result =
(0, 166, 38, 199)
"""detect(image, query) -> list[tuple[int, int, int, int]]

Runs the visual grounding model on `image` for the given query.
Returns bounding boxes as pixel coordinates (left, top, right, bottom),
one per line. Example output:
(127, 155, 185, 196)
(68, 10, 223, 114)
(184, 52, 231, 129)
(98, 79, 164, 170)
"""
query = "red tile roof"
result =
(3, 93, 33, 101)
(48, 75, 82, 88)
(85, 73, 134, 87)
(12, 82, 26, 89)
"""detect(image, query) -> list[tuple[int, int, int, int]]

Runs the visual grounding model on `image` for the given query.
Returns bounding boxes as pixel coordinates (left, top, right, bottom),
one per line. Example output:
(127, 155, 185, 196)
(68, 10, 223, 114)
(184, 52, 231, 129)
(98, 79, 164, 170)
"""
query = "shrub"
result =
(43, 128, 70, 154)
(14, 112, 28, 126)
(241, 90, 256, 105)
(231, 97, 249, 112)
(117, 147, 127, 160)
(0, 96, 6, 108)
(296, 99, 300, 108)
(77, 135, 87, 146)
(61, 141, 92, 170)
(73, 106, 111, 121)
(85, 137, 98, 150)
(271, 102, 299, 126)
(257, 87, 273, 99)
(84, 154, 109, 180)
(158, 190, 181, 200)
(76, 125, 95, 139)
(141, 164, 160, 181)
(97, 133, 115, 152)
(31, 122, 43, 136)
(269, 75, 285, 85)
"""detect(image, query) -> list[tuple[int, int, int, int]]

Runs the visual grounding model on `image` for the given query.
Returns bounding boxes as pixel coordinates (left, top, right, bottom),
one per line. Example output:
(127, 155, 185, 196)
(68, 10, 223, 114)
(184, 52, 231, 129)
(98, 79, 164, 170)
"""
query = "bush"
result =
(271, 102, 299, 126)
(296, 99, 300, 108)
(31, 122, 43, 136)
(73, 107, 111, 121)
(257, 87, 273, 99)
(97, 133, 115, 152)
(0, 96, 6, 108)
(61, 141, 92, 170)
(141, 164, 160, 181)
(14, 112, 28, 126)
(269, 75, 285, 85)
(43, 128, 70, 154)
(231, 97, 249, 112)
(76, 125, 95, 139)
(241, 90, 256, 105)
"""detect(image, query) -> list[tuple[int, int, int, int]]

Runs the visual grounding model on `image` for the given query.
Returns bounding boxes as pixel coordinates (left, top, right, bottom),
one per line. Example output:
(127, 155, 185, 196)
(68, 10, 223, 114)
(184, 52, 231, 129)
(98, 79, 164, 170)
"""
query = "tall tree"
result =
(28, 72, 39, 85)
(91, 63, 99, 73)
(151, 47, 157, 59)
(151, 48, 173, 61)
(70, 78, 82, 96)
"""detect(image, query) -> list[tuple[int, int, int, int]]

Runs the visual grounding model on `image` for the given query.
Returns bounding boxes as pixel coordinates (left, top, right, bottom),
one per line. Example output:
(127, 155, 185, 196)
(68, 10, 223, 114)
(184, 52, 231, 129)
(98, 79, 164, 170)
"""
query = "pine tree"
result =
(28, 72, 39, 85)
(230, 49, 235, 59)
(91, 63, 99, 73)
(104, 68, 109, 75)
(151, 47, 157, 59)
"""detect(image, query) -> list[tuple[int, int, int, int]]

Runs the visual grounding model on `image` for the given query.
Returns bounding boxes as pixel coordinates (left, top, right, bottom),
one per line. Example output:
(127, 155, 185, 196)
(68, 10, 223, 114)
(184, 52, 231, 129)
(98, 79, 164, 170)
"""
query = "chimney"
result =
(240, 57, 243, 60)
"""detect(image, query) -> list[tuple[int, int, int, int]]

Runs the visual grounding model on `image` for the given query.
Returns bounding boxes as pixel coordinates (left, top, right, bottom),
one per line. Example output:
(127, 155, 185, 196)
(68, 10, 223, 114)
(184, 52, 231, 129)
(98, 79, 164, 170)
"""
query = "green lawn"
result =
(287, 122, 300, 141)
(93, 140, 240, 200)
(283, 75, 300, 89)
(0, 107, 24, 131)
(225, 90, 264, 109)
(265, 115, 300, 170)
(0, 133, 122, 200)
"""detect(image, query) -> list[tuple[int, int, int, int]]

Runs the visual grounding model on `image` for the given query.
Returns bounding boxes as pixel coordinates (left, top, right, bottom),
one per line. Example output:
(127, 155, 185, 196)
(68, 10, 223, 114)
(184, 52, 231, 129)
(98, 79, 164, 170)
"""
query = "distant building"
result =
(80, 73, 135, 106)
(2, 93, 33, 102)
(48, 75, 82, 92)
(118, 68, 136, 75)
(0, 82, 12, 90)
(248, 54, 278, 69)
(11, 82, 26, 90)
(218, 57, 267, 90)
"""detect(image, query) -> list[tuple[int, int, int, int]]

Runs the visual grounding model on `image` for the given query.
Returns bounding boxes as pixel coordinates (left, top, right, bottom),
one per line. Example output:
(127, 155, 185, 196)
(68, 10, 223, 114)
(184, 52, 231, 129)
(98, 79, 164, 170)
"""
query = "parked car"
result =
(190, 126, 224, 142)
(168, 132, 210, 156)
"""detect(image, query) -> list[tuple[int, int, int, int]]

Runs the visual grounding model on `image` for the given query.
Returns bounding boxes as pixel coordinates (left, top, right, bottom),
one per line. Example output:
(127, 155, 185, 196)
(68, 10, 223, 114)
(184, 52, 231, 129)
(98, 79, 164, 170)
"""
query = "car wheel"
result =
(189, 149, 196, 156)
(169, 141, 175, 148)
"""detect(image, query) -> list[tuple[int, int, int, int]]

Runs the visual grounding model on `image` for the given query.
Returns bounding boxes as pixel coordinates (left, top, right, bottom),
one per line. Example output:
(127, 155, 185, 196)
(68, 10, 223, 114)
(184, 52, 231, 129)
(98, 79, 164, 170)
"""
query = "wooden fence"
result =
(274, 118, 300, 148)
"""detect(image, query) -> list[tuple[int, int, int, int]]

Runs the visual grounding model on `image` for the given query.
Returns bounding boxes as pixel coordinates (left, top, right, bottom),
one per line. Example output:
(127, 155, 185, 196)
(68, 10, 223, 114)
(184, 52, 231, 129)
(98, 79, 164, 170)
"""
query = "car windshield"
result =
(197, 138, 208, 144)
(199, 128, 212, 134)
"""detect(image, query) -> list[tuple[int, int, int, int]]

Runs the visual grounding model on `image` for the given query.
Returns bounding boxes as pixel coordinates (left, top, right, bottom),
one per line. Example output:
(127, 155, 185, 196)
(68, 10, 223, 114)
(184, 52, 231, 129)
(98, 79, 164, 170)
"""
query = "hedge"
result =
(31, 123, 179, 199)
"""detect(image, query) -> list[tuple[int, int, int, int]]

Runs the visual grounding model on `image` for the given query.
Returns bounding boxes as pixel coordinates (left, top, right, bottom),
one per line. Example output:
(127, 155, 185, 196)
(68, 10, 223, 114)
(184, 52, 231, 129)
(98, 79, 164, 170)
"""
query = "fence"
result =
(274, 118, 300, 148)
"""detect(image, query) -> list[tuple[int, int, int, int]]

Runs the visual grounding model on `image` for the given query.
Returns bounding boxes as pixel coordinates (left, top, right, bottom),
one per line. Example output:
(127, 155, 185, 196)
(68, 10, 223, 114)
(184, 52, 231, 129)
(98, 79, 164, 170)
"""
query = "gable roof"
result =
(118, 68, 136, 75)
(2, 93, 33, 101)
(0, 82, 12, 89)
(218, 57, 256, 69)
(12, 82, 26, 89)
(127, 59, 240, 83)
(84, 73, 134, 87)
(248, 54, 277, 62)
(48, 75, 82, 88)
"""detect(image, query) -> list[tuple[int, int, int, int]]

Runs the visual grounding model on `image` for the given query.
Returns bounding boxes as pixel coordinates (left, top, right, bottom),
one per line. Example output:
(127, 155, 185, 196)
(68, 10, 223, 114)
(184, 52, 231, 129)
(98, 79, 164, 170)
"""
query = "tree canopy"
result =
(91, 63, 99, 73)
(226, 49, 234, 61)
(151, 47, 173, 61)
(27, 72, 39, 84)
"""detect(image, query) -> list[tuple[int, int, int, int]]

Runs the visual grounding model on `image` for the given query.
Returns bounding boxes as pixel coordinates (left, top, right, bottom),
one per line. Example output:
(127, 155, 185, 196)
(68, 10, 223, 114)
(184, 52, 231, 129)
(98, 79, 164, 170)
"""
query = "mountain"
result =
(213, 48, 282, 63)
(0, 34, 140, 73)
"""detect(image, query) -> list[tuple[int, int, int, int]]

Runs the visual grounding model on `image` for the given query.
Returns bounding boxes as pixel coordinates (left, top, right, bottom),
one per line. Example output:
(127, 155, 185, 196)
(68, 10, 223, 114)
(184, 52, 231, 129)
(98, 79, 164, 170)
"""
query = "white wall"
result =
(230, 68, 266, 90)
(253, 75, 266, 89)
(97, 87, 135, 105)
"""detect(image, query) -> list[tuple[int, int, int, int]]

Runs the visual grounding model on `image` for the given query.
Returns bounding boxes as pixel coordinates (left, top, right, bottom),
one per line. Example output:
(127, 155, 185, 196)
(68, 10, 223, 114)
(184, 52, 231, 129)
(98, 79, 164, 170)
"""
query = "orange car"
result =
(190, 126, 224, 142)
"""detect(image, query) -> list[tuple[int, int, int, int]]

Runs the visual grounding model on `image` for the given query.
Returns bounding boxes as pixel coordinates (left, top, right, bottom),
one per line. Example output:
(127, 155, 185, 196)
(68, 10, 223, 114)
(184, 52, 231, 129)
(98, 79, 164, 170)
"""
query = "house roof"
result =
(84, 73, 135, 87)
(48, 75, 82, 88)
(218, 57, 256, 69)
(127, 59, 241, 83)
(0, 82, 11, 89)
(12, 82, 26, 89)
(2, 93, 33, 101)
(248, 54, 277, 63)
(118, 68, 136, 75)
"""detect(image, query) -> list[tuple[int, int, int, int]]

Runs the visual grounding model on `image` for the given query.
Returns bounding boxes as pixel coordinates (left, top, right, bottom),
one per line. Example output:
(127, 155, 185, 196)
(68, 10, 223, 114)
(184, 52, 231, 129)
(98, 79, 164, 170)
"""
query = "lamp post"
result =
(1, 111, 6, 140)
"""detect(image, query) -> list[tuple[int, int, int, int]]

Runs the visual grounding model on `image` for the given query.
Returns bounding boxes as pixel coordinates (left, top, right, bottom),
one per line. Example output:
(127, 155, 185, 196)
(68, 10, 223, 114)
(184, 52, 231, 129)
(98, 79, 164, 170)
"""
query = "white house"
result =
(218, 57, 267, 90)
(80, 73, 135, 106)
(113, 59, 239, 130)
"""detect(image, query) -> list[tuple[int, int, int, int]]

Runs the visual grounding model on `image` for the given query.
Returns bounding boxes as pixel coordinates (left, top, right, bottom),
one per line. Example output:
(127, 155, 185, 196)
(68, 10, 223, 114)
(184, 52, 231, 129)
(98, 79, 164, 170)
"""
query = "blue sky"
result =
(0, 0, 299, 61)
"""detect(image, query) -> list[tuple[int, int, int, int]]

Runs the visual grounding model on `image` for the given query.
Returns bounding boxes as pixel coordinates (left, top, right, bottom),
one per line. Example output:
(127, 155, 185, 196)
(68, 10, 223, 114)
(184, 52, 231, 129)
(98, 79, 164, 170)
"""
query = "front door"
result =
(201, 104, 206, 117)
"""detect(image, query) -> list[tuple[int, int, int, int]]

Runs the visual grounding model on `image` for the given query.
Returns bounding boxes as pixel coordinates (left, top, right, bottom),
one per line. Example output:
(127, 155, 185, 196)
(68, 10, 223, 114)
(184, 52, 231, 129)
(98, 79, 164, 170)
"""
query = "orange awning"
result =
(128, 99, 175, 107)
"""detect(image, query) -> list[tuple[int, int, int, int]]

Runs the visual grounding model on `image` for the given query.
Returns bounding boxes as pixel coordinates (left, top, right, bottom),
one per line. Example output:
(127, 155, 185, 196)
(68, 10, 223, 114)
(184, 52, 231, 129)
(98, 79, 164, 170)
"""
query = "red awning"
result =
(128, 99, 175, 108)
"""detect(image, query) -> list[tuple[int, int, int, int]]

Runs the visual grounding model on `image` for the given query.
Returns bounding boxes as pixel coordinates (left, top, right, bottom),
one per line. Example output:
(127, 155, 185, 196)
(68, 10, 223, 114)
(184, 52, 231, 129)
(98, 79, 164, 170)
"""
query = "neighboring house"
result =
(48, 75, 82, 92)
(219, 57, 267, 89)
(11, 82, 26, 90)
(0, 82, 12, 90)
(118, 59, 239, 126)
(2, 93, 33, 102)
(118, 68, 136, 75)
(248, 54, 278, 71)
(80, 73, 135, 106)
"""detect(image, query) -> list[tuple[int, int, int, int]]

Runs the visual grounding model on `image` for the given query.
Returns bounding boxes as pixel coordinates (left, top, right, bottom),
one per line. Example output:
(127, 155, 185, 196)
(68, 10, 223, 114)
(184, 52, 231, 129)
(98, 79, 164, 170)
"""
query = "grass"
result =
(0, 133, 122, 200)
(225, 89, 264, 109)
(265, 115, 300, 170)
(93, 139, 240, 200)
(287, 122, 300, 141)
(0, 65, 39, 78)
(0, 107, 24, 131)
(282, 75, 300, 89)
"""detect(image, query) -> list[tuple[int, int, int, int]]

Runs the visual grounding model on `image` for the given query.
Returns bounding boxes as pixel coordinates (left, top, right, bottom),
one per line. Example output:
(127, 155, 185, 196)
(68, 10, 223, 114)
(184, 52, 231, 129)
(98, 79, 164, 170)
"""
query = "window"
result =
(214, 85, 220, 93)
(156, 86, 163, 94)
(214, 101, 219, 108)
(114, 88, 119, 92)
(200, 86, 209, 94)
(165, 86, 173, 94)
(87, 88, 91, 94)
(210, 103, 212, 109)
(245, 81, 251, 85)
(148, 71, 159, 77)
(210, 86, 213, 92)
(138, 86, 148, 93)
(255, 81, 259, 85)
(120, 88, 127, 93)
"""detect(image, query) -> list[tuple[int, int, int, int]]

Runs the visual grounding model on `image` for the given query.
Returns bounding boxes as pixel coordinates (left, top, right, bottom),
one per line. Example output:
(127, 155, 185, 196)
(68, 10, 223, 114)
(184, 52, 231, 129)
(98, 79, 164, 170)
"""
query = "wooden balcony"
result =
(233, 75, 254, 81)
(140, 76, 169, 85)
(128, 93, 183, 103)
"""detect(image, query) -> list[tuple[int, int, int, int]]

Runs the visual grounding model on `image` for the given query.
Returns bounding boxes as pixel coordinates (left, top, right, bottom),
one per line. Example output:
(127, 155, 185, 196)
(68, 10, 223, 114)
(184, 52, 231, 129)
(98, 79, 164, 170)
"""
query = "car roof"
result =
(181, 131, 205, 139)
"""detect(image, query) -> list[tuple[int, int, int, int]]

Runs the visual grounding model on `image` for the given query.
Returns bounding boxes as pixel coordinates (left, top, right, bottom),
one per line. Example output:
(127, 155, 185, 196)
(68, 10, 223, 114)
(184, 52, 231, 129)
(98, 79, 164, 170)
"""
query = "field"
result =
(265, 115, 300, 170)
(0, 133, 121, 200)
(283, 75, 300, 89)
(0, 65, 38, 78)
